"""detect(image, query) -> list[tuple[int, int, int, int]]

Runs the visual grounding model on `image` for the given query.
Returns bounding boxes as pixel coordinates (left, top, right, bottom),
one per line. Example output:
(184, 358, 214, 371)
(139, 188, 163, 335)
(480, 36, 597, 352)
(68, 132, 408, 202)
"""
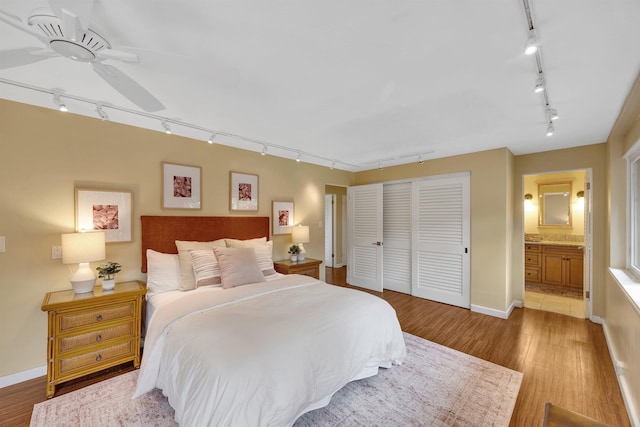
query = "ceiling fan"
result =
(0, 0, 165, 112)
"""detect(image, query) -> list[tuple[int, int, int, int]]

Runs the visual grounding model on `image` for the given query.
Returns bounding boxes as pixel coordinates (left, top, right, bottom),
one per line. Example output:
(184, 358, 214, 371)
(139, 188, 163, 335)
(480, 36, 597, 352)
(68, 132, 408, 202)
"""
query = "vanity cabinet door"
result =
(541, 252, 564, 286)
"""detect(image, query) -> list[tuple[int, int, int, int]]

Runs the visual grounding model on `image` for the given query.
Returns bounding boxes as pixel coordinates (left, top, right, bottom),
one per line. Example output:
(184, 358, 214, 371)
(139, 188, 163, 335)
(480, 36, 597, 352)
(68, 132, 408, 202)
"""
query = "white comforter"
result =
(134, 275, 406, 427)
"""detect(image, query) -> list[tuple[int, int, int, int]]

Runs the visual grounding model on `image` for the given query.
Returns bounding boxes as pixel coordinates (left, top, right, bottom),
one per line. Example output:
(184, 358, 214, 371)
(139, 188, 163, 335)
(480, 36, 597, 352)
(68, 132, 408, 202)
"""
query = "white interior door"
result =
(383, 183, 411, 294)
(324, 194, 334, 267)
(412, 174, 470, 308)
(347, 183, 383, 292)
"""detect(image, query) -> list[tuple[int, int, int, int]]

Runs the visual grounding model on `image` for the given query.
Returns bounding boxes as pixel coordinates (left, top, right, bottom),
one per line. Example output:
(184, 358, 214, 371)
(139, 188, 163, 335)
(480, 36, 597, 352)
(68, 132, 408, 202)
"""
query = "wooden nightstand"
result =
(274, 258, 322, 279)
(41, 280, 146, 398)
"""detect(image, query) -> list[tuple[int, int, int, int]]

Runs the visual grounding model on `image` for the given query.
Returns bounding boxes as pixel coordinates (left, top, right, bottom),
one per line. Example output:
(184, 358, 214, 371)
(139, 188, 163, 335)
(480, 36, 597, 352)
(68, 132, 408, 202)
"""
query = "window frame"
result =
(626, 141, 640, 278)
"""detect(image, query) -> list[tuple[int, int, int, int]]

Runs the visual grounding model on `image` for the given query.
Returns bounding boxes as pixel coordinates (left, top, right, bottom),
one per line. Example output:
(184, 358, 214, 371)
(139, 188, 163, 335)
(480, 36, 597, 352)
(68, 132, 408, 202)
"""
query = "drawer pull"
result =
(96, 334, 102, 342)
(96, 354, 102, 362)
(96, 314, 103, 321)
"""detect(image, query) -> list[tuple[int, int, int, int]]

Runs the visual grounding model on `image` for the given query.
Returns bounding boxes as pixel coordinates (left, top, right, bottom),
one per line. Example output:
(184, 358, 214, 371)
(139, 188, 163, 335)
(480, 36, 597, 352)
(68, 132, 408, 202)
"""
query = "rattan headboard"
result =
(140, 215, 270, 272)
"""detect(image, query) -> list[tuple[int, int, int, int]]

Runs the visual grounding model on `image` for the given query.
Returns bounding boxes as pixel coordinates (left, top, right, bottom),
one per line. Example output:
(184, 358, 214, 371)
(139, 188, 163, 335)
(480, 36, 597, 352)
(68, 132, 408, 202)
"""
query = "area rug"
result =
(30, 333, 522, 427)
(525, 282, 583, 299)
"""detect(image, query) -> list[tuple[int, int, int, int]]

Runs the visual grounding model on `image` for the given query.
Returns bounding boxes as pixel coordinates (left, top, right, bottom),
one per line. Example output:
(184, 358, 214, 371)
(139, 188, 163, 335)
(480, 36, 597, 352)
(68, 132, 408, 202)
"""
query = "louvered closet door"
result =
(347, 183, 383, 292)
(383, 183, 411, 294)
(412, 174, 470, 308)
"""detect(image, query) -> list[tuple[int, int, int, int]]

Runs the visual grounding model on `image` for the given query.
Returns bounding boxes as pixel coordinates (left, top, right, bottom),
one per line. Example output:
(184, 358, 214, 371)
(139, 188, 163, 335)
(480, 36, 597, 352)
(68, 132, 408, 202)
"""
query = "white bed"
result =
(134, 216, 406, 426)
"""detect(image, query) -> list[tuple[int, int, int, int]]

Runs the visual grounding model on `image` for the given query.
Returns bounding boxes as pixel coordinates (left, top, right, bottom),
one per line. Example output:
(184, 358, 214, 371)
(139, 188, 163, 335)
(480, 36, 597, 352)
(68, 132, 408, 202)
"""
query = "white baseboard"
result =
(471, 304, 507, 319)
(602, 320, 639, 427)
(0, 365, 46, 389)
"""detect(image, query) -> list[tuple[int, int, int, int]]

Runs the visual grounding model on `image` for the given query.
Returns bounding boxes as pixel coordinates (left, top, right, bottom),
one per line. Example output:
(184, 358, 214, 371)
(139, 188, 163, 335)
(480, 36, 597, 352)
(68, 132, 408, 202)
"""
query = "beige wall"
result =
(355, 148, 514, 313)
(523, 170, 587, 235)
(0, 99, 353, 378)
(604, 73, 640, 423)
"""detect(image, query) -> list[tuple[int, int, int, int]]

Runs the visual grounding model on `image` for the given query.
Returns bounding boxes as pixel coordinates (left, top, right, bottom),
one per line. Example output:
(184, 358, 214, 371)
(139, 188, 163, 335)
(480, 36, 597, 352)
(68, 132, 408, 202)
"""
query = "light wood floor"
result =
(0, 267, 629, 427)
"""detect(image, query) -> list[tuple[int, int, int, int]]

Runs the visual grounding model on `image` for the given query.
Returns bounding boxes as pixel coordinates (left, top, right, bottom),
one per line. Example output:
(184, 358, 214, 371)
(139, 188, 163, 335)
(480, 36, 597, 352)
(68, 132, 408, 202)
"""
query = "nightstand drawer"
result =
(58, 321, 134, 353)
(57, 340, 134, 376)
(296, 267, 319, 279)
(58, 302, 134, 332)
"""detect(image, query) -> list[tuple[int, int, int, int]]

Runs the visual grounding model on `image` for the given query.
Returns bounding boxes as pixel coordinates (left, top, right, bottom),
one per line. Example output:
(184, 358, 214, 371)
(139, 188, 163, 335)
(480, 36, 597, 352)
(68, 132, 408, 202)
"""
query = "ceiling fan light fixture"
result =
(524, 30, 538, 55)
(161, 120, 171, 134)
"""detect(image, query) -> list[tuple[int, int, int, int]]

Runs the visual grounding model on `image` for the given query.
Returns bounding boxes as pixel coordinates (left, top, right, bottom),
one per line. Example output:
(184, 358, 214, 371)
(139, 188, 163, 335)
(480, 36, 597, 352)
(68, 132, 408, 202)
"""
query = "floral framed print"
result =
(230, 171, 259, 211)
(162, 162, 202, 209)
(75, 188, 132, 243)
(272, 201, 294, 235)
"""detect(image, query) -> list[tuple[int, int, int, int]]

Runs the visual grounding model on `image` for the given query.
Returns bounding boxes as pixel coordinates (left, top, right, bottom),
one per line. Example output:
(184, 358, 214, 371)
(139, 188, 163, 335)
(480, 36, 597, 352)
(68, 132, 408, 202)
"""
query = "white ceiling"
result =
(1, 0, 639, 171)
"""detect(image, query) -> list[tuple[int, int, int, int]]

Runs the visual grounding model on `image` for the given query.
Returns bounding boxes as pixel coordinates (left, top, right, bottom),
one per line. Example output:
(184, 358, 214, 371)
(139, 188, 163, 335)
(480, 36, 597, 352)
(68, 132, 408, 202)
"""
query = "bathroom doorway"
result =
(523, 169, 591, 319)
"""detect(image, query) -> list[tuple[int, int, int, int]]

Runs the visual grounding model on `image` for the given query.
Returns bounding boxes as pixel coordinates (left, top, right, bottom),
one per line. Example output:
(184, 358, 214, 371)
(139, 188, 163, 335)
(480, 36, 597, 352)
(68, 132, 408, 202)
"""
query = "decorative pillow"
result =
(176, 239, 226, 291)
(213, 246, 266, 289)
(146, 249, 180, 297)
(189, 249, 222, 287)
(224, 237, 267, 248)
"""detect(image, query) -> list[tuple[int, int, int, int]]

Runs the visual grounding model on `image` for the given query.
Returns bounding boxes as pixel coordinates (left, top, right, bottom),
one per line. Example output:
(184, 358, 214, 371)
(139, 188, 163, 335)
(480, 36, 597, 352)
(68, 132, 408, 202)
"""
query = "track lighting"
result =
(524, 30, 538, 55)
(296, 152, 301, 162)
(53, 93, 67, 112)
(546, 123, 554, 137)
(378, 161, 383, 170)
(547, 108, 559, 121)
(161, 120, 171, 134)
(261, 145, 267, 156)
(95, 104, 109, 121)
(418, 155, 424, 165)
(534, 75, 545, 93)
(207, 133, 216, 144)
(330, 161, 335, 170)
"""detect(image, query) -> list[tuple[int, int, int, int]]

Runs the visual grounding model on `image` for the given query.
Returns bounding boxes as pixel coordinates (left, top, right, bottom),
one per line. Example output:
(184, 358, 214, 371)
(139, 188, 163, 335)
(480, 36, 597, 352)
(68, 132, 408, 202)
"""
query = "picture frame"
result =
(272, 201, 295, 235)
(75, 188, 132, 243)
(162, 162, 202, 209)
(230, 171, 259, 211)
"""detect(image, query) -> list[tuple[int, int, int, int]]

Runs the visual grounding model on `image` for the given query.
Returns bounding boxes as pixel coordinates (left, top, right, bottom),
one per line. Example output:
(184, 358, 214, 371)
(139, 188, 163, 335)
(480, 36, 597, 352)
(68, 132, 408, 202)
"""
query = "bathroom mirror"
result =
(538, 181, 572, 226)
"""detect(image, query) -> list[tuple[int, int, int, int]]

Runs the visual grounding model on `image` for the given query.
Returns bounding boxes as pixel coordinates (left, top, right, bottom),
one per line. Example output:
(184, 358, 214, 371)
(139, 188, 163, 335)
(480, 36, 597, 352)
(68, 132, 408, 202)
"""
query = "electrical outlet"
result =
(51, 246, 62, 259)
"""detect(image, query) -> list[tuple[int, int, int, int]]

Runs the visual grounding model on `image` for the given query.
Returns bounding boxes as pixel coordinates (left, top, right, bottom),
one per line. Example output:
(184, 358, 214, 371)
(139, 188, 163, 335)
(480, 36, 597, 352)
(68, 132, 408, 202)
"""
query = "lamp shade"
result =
(291, 225, 309, 244)
(62, 232, 106, 264)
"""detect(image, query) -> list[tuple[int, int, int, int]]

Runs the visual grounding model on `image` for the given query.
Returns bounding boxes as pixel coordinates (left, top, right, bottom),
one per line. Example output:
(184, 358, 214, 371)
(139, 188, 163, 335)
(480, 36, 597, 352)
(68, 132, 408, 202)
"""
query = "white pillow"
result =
(176, 239, 226, 291)
(146, 249, 180, 297)
(190, 249, 222, 287)
(213, 247, 266, 288)
(224, 237, 267, 248)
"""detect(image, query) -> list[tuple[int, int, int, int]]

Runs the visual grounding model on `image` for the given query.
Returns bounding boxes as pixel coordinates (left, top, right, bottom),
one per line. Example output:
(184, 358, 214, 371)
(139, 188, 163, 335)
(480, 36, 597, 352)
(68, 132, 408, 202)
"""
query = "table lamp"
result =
(291, 225, 310, 261)
(61, 231, 106, 293)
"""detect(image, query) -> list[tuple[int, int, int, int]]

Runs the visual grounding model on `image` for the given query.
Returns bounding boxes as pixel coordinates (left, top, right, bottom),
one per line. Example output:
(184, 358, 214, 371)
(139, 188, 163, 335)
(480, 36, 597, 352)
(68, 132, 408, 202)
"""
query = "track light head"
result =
(378, 161, 383, 170)
(161, 120, 171, 134)
(534, 75, 545, 93)
(296, 152, 301, 162)
(330, 161, 335, 170)
(524, 30, 538, 55)
(418, 155, 424, 165)
(261, 145, 267, 156)
(95, 104, 109, 121)
(53, 93, 67, 112)
(548, 108, 559, 121)
(207, 133, 216, 144)
(546, 123, 554, 137)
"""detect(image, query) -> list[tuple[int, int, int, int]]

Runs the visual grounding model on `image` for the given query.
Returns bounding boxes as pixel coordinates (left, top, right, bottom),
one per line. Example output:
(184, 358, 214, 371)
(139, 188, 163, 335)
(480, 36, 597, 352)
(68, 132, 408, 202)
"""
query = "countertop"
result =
(525, 240, 584, 247)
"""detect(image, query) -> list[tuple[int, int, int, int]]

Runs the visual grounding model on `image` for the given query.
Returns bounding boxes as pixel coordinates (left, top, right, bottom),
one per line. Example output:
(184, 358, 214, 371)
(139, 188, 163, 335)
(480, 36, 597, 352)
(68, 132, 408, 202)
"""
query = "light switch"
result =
(51, 246, 62, 259)
(0, 236, 4, 253)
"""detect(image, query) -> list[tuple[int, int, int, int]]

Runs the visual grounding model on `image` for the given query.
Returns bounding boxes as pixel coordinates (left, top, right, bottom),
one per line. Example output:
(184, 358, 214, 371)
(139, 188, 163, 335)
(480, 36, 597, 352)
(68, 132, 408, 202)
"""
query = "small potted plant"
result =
(288, 244, 300, 262)
(96, 262, 121, 291)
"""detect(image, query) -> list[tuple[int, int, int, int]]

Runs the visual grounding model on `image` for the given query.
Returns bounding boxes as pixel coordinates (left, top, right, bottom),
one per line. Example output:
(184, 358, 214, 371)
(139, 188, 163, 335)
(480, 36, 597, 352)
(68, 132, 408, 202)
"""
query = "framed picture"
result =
(163, 162, 201, 209)
(272, 201, 294, 235)
(230, 171, 259, 211)
(75, 188, 132, 243)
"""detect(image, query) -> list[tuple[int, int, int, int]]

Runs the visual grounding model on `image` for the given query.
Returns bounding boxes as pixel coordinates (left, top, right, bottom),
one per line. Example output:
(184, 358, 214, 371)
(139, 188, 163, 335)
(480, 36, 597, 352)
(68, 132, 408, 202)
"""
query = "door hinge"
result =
(586, 182, 591, 190)
(586, 290, 590, 299)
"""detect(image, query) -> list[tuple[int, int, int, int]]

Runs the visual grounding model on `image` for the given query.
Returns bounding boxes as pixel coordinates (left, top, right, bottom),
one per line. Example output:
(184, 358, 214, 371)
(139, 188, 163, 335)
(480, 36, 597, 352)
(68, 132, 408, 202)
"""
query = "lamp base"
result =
(71, 278, 96, 293)
(70, 262, 97, 293)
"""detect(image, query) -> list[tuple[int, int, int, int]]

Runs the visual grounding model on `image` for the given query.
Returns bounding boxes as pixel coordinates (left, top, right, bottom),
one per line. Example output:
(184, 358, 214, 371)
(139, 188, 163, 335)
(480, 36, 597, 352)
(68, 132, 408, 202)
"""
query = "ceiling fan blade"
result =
(0, 47, 53, 69)
(96, 48, 139, 63)
(48, 0, 94, 31)
(0, 9, 47, 42)
(92, 62, 165, 112)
